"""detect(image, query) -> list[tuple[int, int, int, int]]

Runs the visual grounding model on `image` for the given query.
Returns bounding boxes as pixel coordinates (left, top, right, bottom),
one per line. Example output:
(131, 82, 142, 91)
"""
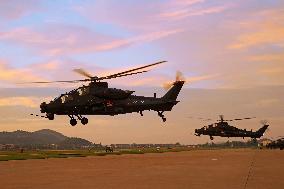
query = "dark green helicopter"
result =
(194, 115, 269, 140)
(266, 136, 284, 150)
(28, 61, 185, 126)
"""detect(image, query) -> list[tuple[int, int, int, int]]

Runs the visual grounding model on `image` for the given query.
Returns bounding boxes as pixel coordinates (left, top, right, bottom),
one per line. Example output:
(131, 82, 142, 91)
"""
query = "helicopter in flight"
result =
(27, 61, 185, 126)
(193, 115, 269, 140)
(266, 136, 284, 150)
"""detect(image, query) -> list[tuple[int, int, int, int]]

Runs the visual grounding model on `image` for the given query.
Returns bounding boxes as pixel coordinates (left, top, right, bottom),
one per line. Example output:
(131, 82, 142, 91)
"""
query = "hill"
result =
(0, 129, 93, 149)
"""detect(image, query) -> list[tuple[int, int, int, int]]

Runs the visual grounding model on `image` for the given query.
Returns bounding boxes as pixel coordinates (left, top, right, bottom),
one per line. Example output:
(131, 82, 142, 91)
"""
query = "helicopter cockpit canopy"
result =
(61, 94, 73, 103)
(77, 86, 89, 96)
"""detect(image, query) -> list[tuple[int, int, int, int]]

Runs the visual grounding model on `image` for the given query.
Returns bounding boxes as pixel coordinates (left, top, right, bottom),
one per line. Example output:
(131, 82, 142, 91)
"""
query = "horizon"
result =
(0, 128, 271, 146)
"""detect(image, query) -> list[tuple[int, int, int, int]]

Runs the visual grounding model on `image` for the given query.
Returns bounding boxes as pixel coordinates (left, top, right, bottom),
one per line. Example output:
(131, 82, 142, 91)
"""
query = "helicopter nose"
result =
(40, 102, 47, 113)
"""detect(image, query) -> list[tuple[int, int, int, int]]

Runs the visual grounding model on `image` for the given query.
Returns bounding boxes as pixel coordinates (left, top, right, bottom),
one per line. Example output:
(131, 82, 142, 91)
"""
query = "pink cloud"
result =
(0, 25, 114, 55)
(0, 59, 43, 84)
(0, 0, 40, 20)
(158, 6, 227, 20)
(173, 0, 205, 6)
(93, 29, 183, 52)
(77, 0, 228, 32)
(0, 25, 182, 56)
(229, 8, 284, 49)
(0, 96, 40, 108)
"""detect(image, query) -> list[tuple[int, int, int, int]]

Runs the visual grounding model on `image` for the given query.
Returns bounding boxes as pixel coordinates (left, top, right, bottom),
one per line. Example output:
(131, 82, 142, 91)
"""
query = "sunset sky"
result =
(0, 0, 283, 144)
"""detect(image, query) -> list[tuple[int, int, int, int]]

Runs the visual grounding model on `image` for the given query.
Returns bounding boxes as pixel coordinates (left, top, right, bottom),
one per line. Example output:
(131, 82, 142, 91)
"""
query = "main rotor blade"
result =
(73, 68, 93, 78)
(17, 79, 90, 84)
(26, 70, 150, 83)
(104, 70, 150, 79)
(187, 116, 212, 121)
(233, 117, 256, 121)
(98, 61, 166, 80)
(243, 117, 256, 119)
(18, 61, 165, 84)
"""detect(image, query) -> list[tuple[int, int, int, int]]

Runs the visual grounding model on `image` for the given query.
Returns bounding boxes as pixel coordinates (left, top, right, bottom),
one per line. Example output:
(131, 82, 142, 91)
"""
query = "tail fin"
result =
(162, 81, 184, 101)
(256, 125, 269, 137)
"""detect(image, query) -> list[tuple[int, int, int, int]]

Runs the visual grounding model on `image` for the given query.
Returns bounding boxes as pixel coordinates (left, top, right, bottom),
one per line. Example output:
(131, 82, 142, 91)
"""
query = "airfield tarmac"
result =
(0, 149, 283, 189)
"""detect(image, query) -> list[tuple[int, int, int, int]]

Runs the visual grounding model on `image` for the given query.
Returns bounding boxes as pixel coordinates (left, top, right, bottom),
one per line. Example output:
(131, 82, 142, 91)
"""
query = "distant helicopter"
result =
(266, 136, 284, 150)
(193, 115, 269, 140)
(25, 61, 185, 126)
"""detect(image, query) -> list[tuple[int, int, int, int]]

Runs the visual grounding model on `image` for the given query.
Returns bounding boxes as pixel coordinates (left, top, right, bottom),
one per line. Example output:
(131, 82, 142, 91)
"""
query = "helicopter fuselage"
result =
(41, 94, 178, 116)
(38, 80, 184, 126)
(195, 121, 269, 140)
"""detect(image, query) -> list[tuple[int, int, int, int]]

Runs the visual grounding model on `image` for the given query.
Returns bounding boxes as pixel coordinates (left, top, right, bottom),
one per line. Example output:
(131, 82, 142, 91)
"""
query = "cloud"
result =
(259, 67, 284, 74)
(1, 0, 283, 90)
(77, 0, 229, 32)
(229, 9, 284, 49)
(0, 26, 106, 55)
(0, 25, 113, 55)
(186, 74, 219, 83)
(0, 96, 40, 108)
(93, 29, 183, 52)
(0, 59, 43, 84)
(229, 25, 284, 49)
(0, 26, 182, 56)
(158, 6, 227, 20)
(174, 0, 205, 6)
(249, 52, 284, 85)
(0, 0, 40, 20)
(35, 60, 59, 70)
(0, 59, 80, 88)
(249, 54, 284, 62)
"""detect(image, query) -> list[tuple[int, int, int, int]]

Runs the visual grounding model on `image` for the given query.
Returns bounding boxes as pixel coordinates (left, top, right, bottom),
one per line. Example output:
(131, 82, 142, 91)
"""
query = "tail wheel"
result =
(47, 113, 54, 120)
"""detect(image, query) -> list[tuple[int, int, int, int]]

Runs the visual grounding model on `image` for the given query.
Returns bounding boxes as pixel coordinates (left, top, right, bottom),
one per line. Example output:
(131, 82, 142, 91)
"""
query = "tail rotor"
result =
(260, 120, 269, 126)
(163, 71, 186, 90)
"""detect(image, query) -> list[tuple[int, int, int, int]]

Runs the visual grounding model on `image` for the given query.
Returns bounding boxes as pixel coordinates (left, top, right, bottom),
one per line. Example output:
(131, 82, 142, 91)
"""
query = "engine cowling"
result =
(91, 88, 134, 99)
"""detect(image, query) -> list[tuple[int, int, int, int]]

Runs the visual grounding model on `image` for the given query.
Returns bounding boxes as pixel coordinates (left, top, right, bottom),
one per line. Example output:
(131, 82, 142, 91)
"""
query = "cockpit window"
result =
(78, 87, 89, 96)
(61, 95, 73, 103)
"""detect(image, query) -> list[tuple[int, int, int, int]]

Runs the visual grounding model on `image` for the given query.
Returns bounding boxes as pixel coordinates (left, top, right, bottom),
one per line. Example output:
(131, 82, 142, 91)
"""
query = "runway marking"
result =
(243, 150, 257, 189)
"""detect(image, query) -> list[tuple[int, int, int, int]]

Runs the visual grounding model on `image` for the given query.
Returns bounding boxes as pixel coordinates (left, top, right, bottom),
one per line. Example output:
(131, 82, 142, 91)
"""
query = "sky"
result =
(0, 0, 283, 144)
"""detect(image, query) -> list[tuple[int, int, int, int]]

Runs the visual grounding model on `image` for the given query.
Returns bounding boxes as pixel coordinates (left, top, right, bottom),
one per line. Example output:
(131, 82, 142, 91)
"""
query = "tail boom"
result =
(162, 81, 185, 101)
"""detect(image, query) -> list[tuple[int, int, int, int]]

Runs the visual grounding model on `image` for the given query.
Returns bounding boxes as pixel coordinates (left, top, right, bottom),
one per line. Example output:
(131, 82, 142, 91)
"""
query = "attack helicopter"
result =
(193, 115, 269, 140)
(26, 61, 185, 126)
(266, 136, 284, 150)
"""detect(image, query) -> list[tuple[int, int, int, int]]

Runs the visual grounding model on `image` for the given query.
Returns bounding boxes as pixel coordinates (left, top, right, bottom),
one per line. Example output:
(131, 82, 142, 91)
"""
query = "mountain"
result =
(59, 137, 93, 148)
(33, 129, 66, 143)
(0, 129, 93, 149)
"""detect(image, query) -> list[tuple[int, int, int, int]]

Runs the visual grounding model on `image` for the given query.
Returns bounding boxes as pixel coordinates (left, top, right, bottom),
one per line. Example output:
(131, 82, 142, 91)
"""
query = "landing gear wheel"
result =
(81, 117, 88, 125)
(162, 117, 167, 122)
(70, 119, 77, 126)
(210, 136, 214, 140)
